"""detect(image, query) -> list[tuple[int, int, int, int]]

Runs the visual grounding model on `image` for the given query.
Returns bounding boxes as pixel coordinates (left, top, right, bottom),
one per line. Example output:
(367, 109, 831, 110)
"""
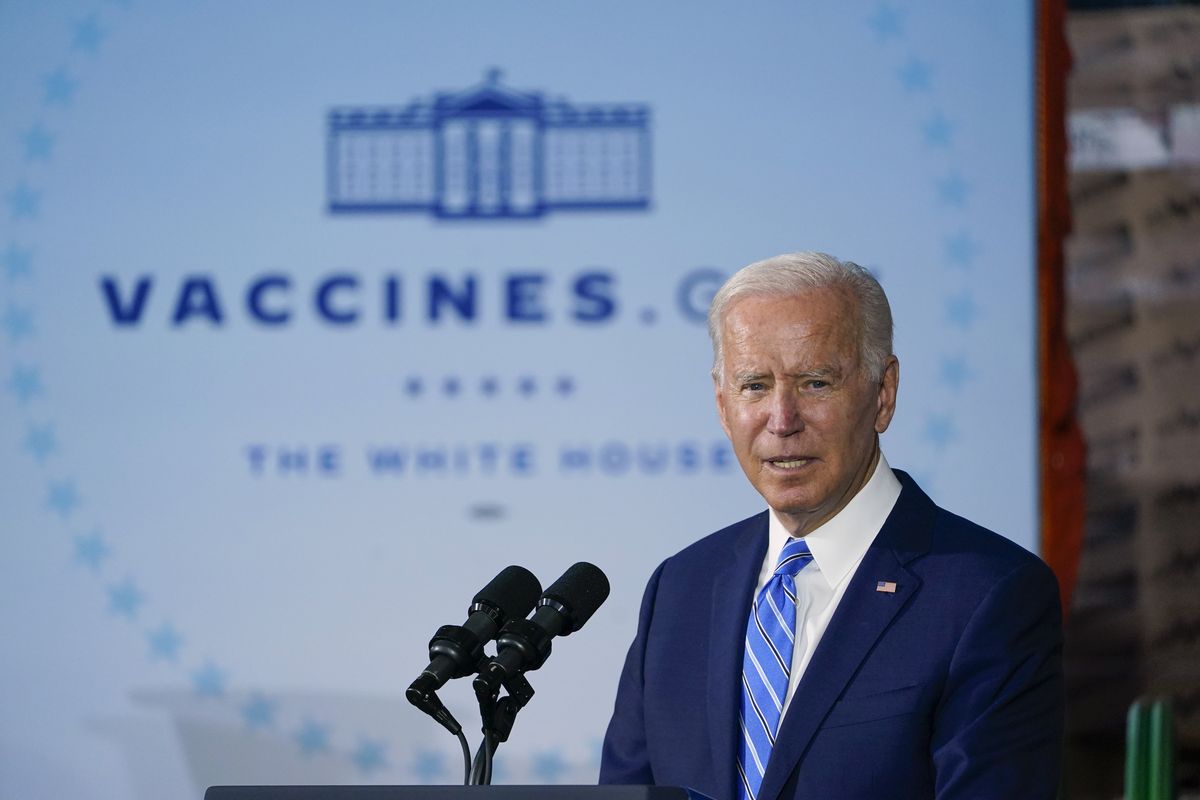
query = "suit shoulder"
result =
(927, 504, 1055, 585)
(662, 510, 766, 569)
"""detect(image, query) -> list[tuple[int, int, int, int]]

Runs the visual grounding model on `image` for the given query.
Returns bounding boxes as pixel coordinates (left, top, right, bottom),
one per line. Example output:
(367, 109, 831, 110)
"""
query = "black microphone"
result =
(473, 562, 610, 698)
(407, 565, 542, 732)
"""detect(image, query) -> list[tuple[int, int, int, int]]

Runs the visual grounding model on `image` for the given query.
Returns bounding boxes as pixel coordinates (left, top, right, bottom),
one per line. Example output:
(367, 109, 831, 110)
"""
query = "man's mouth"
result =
(766, 457, 812, 469)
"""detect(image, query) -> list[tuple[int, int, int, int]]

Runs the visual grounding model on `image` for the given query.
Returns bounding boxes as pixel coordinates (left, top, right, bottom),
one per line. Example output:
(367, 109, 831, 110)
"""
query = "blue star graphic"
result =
(72, 15, 105, 53)
(22, 124, 55, 161)
(898, 57, 931, 91)
(443, 376, 460, 397)
(296, 720, 332, 756)
(7, 183, 41, 219)
(946, 291, 978, 329)
(867, 4, 904, 41)
(403, 376, 423, 397)
(517, 376, 537, 397)
(7, 364, 43, 403)
(480, 376, 499, 397)
(147, 623, 184, 661)
(43, 69, 77, 106)
(47, 479, 80, 517)
(922, 112, 953, 147)
(4, 243, 33, 280)
(923, 413, 958, 450)
(939, 355, 972, 390)
(74, 531, 111, 570)
(24, 423, 57, 461)
(936, 172, 969, 207)
(352, 739, 387, 774)
(192, 661, 228, 697)
(944, 231, 979, 268)
(412, 750, 446, 782)
(4, 306, 35, 341)
(242, 693, 277, 729)
(108, 578, 144, 619)
(533, 749, 568, 783)
(555, 375, 575, 397)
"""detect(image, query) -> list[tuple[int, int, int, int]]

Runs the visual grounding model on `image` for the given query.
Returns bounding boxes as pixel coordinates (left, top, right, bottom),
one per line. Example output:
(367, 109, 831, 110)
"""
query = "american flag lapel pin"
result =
(876, 581, 897, 593)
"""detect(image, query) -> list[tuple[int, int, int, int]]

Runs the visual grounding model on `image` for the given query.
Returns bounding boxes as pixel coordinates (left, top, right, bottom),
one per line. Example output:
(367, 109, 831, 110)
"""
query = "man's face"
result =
(714, 289, 899, 535)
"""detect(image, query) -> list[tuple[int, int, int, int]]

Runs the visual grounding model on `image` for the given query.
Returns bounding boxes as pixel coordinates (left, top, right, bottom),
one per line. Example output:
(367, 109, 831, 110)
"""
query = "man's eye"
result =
(808, 380, 829, 389)
(743, 382, 766, 392)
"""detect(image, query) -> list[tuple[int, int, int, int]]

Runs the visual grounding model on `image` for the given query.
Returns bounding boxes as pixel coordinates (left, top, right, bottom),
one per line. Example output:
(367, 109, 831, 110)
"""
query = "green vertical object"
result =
(1147, 699, 1175, 800)
(1126, 699, 1148, 800)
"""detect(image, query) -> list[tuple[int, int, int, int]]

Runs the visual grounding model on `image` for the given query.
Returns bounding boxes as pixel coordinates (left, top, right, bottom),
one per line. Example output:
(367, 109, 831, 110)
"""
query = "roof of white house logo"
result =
(326, 69, 652, 220)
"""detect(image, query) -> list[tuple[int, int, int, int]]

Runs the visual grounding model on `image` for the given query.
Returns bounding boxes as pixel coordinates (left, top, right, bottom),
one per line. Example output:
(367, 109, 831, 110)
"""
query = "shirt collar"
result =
(766, 452, 903, 590)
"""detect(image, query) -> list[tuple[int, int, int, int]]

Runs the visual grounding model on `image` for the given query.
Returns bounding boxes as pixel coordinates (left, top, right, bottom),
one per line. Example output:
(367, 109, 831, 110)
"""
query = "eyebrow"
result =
(732, 371, 770, 384)
(794, 366, 841, 379)
(731, 366, 842, 384)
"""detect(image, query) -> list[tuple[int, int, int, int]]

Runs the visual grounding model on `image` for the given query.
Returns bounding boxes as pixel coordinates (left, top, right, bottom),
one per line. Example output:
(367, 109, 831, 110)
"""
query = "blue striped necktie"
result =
(737, 536, 814, 800)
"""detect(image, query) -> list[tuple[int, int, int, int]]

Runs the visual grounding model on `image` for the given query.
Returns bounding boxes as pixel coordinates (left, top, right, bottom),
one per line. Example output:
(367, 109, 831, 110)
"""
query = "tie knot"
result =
(774, 537, 813, 579)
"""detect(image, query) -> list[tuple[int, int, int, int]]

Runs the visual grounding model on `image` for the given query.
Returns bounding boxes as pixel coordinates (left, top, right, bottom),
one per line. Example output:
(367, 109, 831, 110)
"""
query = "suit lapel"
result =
(756, 472, 935, 800)
(707, 513, 768, 800)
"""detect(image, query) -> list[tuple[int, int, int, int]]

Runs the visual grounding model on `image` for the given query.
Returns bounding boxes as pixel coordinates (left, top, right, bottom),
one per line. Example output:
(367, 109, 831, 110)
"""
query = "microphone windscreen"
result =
(543, 561, 610, 633)
(474, 565, 543, 622)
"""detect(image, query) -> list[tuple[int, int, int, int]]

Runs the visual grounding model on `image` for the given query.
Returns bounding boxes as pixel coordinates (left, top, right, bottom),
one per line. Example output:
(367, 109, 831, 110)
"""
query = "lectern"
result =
(205, 788, 711, 800)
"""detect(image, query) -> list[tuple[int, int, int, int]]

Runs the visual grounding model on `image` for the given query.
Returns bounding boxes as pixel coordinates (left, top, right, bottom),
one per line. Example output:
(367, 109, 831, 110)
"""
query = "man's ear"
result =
(714, 375, 733, 439)
(874, 356, 899, 434)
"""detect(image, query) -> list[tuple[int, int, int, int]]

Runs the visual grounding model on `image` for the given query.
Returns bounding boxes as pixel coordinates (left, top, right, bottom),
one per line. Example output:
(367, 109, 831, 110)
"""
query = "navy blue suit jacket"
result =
(599, 472, 1063, 800)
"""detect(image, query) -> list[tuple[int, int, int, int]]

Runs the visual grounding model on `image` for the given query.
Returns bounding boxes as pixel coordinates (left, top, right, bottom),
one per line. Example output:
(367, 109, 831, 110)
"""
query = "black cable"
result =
(467, 731, 499, 785)
(456, 729, 471, 786)
(469, 736, 487, 785)
(483, 733, 496, 785)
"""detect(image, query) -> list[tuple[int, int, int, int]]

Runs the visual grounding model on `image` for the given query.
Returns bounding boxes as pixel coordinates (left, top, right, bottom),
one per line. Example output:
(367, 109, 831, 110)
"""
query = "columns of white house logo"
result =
(326, 69, 652, 219)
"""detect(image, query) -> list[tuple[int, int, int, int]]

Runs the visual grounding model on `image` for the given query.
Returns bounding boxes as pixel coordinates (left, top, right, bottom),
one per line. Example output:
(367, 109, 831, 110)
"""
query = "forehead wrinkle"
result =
(720, 291, 865, 381)
(725, 322, 834, 361)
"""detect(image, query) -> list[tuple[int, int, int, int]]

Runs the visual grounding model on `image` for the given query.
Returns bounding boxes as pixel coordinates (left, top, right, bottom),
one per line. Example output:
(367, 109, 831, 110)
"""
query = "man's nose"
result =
(766, 389, 804, 436)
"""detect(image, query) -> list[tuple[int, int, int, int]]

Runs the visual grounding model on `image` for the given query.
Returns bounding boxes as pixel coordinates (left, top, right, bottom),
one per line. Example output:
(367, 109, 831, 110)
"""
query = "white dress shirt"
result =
(753, 452, 902, 715)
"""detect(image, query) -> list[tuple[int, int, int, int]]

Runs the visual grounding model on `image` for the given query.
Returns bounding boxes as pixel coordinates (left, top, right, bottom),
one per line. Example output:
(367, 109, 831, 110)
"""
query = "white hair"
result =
(707, 251, 894, 383)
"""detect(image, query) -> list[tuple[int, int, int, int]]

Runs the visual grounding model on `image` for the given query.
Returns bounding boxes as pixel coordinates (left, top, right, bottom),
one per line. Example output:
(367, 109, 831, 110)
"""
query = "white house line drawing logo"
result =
(326, 69, 652, 220)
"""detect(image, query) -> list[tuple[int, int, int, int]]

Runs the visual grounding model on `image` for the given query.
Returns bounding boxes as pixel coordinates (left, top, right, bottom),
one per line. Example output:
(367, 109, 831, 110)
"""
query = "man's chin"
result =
(764, 494, 824, 521)
(759, 477, 824, 511)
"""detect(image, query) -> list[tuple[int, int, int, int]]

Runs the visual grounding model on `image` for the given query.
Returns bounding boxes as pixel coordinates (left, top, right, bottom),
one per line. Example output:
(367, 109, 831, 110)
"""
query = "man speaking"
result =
(599, 252, 1063, 799)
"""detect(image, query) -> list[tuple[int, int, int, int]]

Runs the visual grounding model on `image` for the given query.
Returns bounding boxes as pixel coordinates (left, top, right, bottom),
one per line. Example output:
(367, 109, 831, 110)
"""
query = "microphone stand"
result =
(411, 648, 536, 786)
(469, 668, 536, 785)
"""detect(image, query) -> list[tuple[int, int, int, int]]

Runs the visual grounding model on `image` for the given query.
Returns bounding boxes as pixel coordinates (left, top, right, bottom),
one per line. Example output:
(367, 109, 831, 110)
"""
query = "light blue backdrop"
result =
(0, 1, 1034, 797)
